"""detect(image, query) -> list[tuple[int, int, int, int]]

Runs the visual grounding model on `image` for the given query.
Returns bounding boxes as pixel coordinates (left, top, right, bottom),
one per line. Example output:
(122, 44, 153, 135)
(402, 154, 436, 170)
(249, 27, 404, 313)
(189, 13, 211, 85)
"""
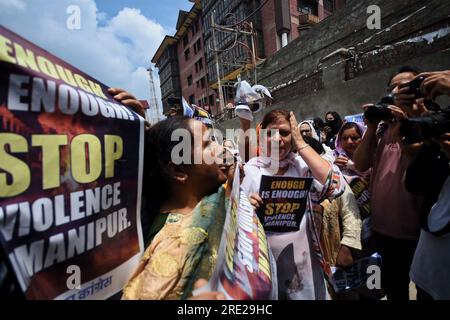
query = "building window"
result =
(187, 75, 193, 86)
(298, 0, 319, 16)
(200, 77, 206, 89)
(184, 48, 190, 61)
(193, 39, 202, 54)
(195, 58, 203, 73)
(323, 0, 334, 12)
(189, 95, 195, 105)
(183, 35, 189, 47)
(192, 19, 200, 36)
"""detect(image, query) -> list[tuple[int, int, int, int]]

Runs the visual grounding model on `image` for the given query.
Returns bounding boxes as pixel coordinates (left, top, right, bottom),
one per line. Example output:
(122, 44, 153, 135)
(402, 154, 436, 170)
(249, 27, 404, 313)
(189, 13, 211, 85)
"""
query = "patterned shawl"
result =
(122, 187, 227, 300)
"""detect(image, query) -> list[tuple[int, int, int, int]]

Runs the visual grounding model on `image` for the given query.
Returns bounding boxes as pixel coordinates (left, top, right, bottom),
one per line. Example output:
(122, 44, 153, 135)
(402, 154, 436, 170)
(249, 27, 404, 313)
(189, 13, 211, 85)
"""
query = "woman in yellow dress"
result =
(122, 116, 234, 300)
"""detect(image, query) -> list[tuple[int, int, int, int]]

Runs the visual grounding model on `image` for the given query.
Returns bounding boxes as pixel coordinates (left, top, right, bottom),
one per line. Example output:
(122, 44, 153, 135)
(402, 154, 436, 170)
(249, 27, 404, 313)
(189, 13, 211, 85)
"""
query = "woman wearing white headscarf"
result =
(299, 120, 334, 163)
(242, 109, 344, 300)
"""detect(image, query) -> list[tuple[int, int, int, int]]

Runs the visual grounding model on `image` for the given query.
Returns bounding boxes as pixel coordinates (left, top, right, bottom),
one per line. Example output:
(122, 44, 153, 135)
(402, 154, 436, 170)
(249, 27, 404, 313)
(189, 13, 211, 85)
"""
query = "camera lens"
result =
(364, 104, 393, 123)
(364, 94, 396, 123)
(400, 108, 450, 144)
(364, 105, 383, 123)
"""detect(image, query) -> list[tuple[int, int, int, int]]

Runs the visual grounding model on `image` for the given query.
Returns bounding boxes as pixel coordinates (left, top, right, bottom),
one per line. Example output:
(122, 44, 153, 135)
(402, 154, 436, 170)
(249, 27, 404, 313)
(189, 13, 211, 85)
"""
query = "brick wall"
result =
(177, 16, 209, 107)
(261, 0, 277, 58)
(261, 0, 346, 58)
(289, 0, 299, 42)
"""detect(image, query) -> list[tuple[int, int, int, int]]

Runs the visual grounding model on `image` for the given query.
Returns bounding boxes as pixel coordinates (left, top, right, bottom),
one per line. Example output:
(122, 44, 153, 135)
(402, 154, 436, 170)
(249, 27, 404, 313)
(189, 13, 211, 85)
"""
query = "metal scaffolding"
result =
(208, 14, 259, 113)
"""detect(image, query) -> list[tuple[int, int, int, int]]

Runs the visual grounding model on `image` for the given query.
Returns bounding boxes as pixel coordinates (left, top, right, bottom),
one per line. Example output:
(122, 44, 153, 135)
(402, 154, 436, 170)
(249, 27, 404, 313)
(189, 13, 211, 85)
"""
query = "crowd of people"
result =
(2, 67, 449, 301)
(123, 67, 449, 300)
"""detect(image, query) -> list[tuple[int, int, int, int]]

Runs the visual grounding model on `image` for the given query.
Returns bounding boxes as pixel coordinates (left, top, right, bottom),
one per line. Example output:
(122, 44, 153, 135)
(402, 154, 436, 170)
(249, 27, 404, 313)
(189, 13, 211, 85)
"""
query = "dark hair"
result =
(325, 111, 342, 123)
(261, 109, 291, 129)
(313, 117, 324, 130)
(340, 122, 363, 137)
(303, 135, 325, 155)
(143, 116, 192, 203)
(325, 112, 344, 141)
(386, 65, 422, 87)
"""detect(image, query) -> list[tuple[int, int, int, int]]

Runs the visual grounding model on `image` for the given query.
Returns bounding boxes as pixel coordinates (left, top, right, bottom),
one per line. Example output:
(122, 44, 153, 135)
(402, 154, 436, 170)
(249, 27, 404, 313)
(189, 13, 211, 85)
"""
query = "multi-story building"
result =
(151, 36, 182, 114)
(201, 0, 265, 113)
(152, 1, 215, 114)
(261, 0, 347, 58)
(152, 0, 347, 115)
(175, 4, 214, 113)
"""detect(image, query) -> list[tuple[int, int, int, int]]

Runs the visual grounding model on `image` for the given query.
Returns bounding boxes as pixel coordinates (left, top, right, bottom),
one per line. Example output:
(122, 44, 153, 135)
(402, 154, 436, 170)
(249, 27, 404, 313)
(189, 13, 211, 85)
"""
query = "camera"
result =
(365, 76, 428, 124)
(364, 93, 396, 123)
(402, 75, 426, 99)
(400, 107, 450, 144)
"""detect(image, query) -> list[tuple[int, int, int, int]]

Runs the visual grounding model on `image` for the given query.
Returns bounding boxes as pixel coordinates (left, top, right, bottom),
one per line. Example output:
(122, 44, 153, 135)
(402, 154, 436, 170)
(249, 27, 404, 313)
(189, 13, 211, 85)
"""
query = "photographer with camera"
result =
(353, 66, 428, 300)
(405, 70, 450, 300)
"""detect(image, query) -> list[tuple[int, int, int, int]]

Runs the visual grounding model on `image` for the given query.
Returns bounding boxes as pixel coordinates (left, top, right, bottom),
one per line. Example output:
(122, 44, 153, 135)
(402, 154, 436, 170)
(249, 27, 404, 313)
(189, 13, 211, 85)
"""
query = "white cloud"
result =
(0, 0, 165, 107)
(105, 8, 165, 65)
(0, 0, 26, 10)
(96, 11, 107, 23)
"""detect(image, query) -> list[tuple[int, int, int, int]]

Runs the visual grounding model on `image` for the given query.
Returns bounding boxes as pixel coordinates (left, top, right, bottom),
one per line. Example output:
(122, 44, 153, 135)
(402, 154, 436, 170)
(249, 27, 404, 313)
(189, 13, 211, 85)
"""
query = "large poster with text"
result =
(258, 176, 313, 233)
(206, 168, 277, 300)
(0, 26, 144, 300)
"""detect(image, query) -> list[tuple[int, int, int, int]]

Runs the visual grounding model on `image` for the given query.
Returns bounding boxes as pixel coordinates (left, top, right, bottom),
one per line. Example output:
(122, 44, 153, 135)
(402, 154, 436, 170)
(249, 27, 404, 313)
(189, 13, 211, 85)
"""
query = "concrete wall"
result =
(216, 0, 450, 131)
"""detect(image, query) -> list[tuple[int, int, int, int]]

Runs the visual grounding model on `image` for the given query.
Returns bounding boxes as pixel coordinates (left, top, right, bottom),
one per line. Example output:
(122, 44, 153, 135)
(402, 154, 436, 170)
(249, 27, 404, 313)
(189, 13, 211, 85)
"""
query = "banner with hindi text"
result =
(0, 25, 144, 300)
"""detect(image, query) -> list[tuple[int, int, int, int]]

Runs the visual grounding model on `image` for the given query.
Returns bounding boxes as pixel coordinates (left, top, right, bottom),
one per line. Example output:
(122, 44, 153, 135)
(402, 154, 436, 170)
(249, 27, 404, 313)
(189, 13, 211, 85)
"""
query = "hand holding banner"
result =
(0, 26, 144, 300)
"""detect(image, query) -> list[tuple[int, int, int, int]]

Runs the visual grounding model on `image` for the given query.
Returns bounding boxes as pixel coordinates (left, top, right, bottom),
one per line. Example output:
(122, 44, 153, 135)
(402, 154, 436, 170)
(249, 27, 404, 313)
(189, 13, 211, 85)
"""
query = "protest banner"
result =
(0, 25, 144, 300)
(205, 167, 277, 300)
(346, 176, 371, 219)
(344, 113, 366, 125)
(331, 253, 382, 293)
(258, 175, 313, 233)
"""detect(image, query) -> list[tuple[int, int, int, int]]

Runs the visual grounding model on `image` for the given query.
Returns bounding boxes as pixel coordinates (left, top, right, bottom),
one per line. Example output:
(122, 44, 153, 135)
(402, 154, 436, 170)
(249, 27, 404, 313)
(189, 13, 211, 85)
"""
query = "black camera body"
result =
(365, 76, 428, 124)
(364, 93, 396, 123)
(403, 75, 426, 99)
(400, 107, 450, 144)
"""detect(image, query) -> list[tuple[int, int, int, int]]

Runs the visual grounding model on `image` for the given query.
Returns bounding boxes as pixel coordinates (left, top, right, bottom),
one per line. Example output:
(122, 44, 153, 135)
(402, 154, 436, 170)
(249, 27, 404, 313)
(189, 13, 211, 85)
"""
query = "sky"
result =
(0, 0, 193, 108)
